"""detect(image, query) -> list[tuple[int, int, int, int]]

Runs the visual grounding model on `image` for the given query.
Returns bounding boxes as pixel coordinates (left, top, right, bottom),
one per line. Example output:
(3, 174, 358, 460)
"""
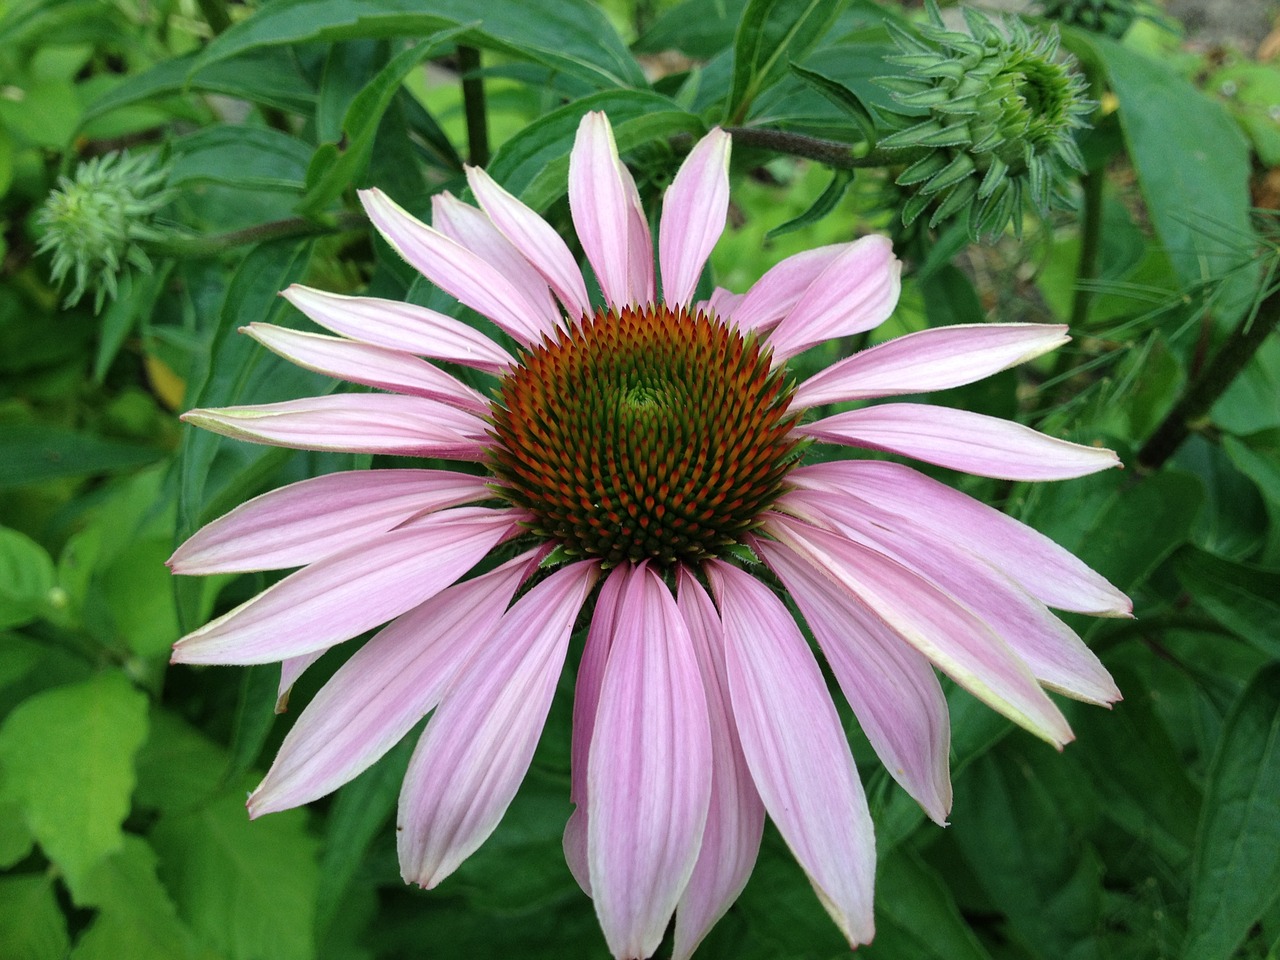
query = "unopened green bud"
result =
(36, 152, 173, 312)
(876, 3, 1093, 237)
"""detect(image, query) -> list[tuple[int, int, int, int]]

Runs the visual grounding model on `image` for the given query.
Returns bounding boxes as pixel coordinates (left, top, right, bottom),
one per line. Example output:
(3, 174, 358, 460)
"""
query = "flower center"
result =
(489, 304, 801, 567)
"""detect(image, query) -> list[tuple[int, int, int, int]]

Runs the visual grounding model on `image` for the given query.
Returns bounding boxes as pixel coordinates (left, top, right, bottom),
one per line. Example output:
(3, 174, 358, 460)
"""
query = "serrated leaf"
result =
(1186, 665, 1280, 960)
(134, 709, 227, 814)
(727, 0, 847, 123)
(0, 672, 149, 892)
(194, 0, 643, 91)
(1174, 546, 1280, 660)
(0, 527, 56, 630)
(151, 795, 320, 960)
(485, 89, 702, 209)
(0, 874, 69, 960)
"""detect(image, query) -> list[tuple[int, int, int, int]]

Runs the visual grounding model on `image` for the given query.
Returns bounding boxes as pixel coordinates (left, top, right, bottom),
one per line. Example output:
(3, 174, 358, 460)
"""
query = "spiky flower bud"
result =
(36, 152, 173, 312)
(876, 4, 1093, 237)
(1038, 0, 1139, 38)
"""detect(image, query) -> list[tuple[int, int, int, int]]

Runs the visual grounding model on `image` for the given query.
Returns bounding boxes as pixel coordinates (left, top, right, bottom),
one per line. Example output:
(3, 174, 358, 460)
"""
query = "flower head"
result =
(876, 4, 1093, 236)
(36, 151, 172, 311)
(170, 112, 1128, 959)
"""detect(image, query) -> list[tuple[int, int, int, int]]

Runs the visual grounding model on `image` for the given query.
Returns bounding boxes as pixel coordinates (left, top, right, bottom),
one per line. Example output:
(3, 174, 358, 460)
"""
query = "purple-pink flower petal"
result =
(672, 568, 765, 960)
(588, 564, 712, 960)
(397, 560, 600, 888)
(793, 323, 1070, 408)
(181, 394, 489, 460)
(171, 507, 521, 665)
(753, 537, 952, 825)
(248, 550, 543, 817)
(727, 244, 850, 333)
(281, 285, 513, 373)
(659, 128, 731, 308)
(705, 559, 876, 947)
(276, 652, 323, 713)
(798, 402, 1122, 480)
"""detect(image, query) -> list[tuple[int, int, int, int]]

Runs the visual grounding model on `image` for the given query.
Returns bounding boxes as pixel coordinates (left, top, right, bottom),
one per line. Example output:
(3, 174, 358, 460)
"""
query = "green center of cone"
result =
(489, 304, 801, 566)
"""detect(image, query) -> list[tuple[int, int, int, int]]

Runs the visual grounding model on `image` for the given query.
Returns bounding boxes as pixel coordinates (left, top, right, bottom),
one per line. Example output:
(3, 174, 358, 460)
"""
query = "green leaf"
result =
(297, 27, 470, 217)
(0, 527, 56, 630)
(133, 709, 227, 814)
(169, 126, 314, 192)
(194, 0, 644, 91)
(633, 0, 748, 58)
(1174, 546, 1280, 660)
(862, 849, 995, 960)
(71, 835, 201, 960)
(485, 89, 701, 209)
(1186, 665, 1280, 960)
(0, 798, 34, 868)
(764, 166, 854, 240)
(0, 672, 149, 892)
(99, 535, 182, 658)
(1081, 34, 1258, 330)
(94, 266, 172, 384)
(0, 424, 164, 487)
(0, 874, 69, 960)
(1223, 429, 1280, 564)
(1212, 337, 1280, 435)
(727, 0, 847, 123)
(151, 795, 320, 960)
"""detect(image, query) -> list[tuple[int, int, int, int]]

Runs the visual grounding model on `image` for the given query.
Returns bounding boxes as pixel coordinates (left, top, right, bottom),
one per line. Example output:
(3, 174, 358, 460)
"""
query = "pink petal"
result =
(169, 469, 491, 575)
(397, 560, 600, 888)
(659, 128, 731, 308)
(765, 236, 901, 360)
(181, 394, 489, 460)
(276, 652, 323, 713)
(282, 285, 513, 374)
(672, 567, 764, 960)
(705, 559, 875, 947)
(764, 513, 1073, 747)
(359, 187, 554, 344)
(797, 403, 1123, 481)
(564, 564, 631, 896)
(729, 244, 850, 333)
(781, 488, 1121, 706)
(704, 287, 744, 319)
(752, 537, 952, 825)
(171, 507, 521, 665)
(568, 112, 654, 308)
(465, 167, 592, 319)
(792, 323, 1071, 409)
(248, 549, 543, 816)
(243, 322, 487, 412)
(588, 564, 712, 960)
(792, 460, 1128, 615)
(430, 192, 562, 331)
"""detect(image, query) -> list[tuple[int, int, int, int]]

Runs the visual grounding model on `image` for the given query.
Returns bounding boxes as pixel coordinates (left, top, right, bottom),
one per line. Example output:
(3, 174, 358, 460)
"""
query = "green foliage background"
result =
(1, 0, 1279, 958)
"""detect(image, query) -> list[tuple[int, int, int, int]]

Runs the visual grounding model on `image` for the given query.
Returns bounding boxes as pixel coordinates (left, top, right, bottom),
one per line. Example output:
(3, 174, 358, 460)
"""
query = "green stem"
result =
(147, 211, 368, 259)
(195, 0, 231, 35)
(1136, 276, 1280, 471)
(723, 127, 905, 170)
(1070, 168, 1103, 328)
(458, 46, 489, 167)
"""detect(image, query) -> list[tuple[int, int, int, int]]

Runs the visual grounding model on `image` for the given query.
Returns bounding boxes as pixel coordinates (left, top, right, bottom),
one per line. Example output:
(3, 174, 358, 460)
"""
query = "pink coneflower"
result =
(170, 111, 1128, 959)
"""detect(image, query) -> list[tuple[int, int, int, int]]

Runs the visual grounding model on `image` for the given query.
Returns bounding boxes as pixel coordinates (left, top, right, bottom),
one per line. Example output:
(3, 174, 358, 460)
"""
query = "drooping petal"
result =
(728, 244, 850, 333)
(568, 111, 654, 307)
(791, 460, 1130, 616)
(171, 507, 522, 665)
(465, 166, 592, 319)
(792, 323, 1070, 409)
(397, 560, 600, 888)
(799, 403, 1122, 481)
(169, 469, 492, 575)
(764, 513, 1073, 747)
(704, 560, 876, 947)
(181, 394, 489, 460)
(782, 489, 1120, 706)
(753, 537, 952, 824)
(672, 567, 764, 960)
(564, 564, 631, 896)
(766, 236, 901, 360)
(248, 550, 543, 816)
(282, 285, 513, 374)
(359, 187, 554, 344)
(243, 323, 487, 412)
(430, 191, 562, 330)
(276, 652, 323, 713)
(588, 564, 712, 960)
(659, 128, 731, 308)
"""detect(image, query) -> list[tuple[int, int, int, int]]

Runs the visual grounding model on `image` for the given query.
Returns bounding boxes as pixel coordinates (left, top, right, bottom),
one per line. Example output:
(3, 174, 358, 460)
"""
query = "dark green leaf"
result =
(788, 58, 881, 144)
(727, 0, 847, 124)
(862, 849, 995, 960)
(94, 266, 172, 384)
(1174, 546, 1280, 659)
(1186, 665, 1280, 960)
(0, 874, 69, 960)
(220, 664, 281, 792)
(633, 0, 749, 58)
(765, 166, 854, 239)
(194, 0, 644, 91)
(0, 424, 164, 487)
(169, 126, 314, 192)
